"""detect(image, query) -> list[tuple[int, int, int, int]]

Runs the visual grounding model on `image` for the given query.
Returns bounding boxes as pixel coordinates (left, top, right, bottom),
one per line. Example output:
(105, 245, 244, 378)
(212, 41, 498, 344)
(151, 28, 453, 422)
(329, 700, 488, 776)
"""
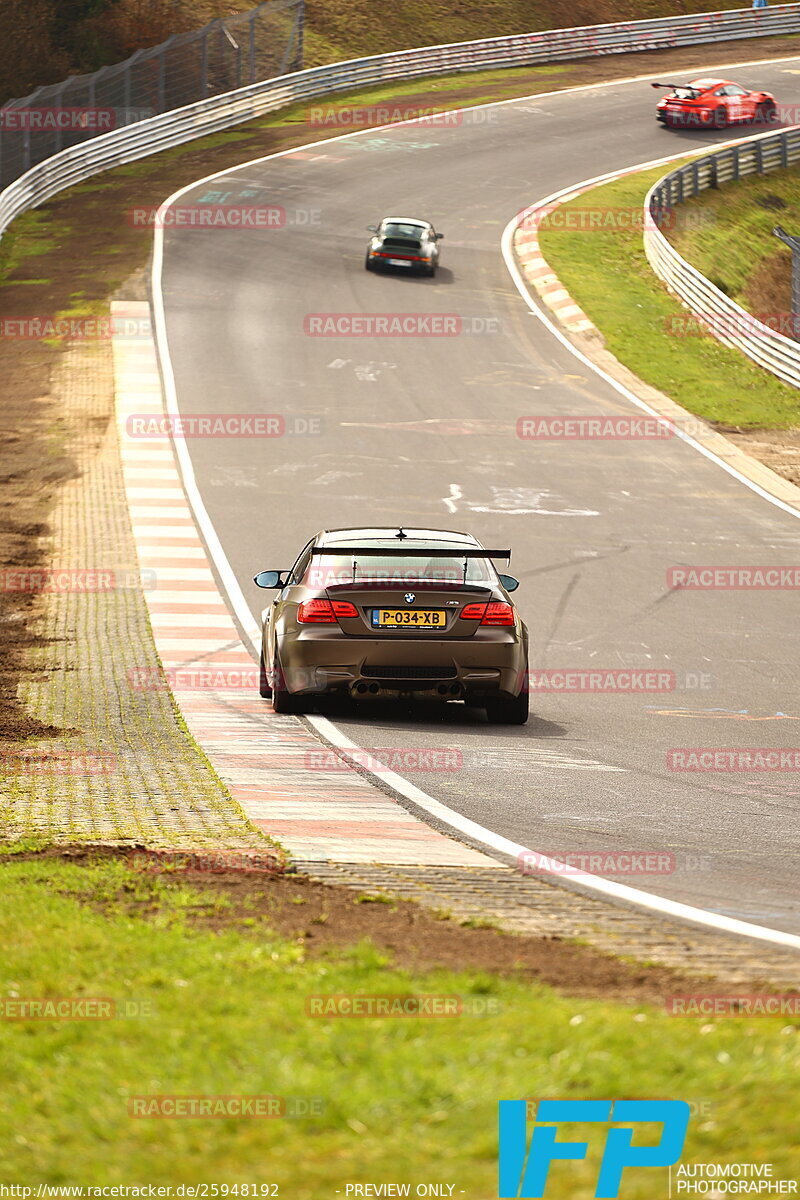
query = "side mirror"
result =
(435, 232, 444, 239)
(499, 574, 519, 593)
(254, 570, 286, 589)
(366, 224, 378, 233)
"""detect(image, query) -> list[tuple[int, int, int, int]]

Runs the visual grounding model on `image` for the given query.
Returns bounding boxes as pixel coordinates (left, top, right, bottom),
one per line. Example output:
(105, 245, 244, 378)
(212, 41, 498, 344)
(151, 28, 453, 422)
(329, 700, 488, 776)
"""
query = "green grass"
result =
(298, 0, 770, 70)
(0, 853, 798, 1190)
(0, 209, 72, 278)
(538, 167, 800, 429)
(669, 163, 800, 309)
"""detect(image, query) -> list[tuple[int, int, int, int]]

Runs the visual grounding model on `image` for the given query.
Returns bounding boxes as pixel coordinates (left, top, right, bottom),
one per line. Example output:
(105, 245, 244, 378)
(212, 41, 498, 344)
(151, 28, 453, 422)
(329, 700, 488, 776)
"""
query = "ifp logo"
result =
(498, 1099, 690, 1197)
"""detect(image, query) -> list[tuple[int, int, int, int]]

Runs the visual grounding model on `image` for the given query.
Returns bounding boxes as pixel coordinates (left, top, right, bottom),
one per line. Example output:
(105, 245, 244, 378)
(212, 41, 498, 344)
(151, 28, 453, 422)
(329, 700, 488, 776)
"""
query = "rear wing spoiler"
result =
(310, 546, 511, 560)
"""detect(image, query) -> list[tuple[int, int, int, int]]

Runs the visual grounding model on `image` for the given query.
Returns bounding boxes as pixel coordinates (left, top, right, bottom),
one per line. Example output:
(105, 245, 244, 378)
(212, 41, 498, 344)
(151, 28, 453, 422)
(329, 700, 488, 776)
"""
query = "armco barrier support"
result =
(3, 5, 800, 242)
(645, 127, 800, 389)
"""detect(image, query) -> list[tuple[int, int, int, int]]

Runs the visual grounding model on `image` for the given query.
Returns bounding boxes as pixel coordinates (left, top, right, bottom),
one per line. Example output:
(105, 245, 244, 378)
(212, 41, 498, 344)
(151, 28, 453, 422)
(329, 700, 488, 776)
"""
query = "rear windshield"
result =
(306, 553, 496, 589)
(382, 223, 426, 240)
(670, 88, 701, 99)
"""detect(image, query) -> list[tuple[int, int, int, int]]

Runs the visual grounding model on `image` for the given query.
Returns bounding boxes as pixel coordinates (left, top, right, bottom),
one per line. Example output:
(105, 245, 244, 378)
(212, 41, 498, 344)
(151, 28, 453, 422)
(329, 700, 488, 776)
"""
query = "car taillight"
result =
(297, 598, 358, 623)
(461, 602, 487, 620)
(375, 252, 425, 261)
(460, 602, 515, 626)
(481, 602, 515, 626)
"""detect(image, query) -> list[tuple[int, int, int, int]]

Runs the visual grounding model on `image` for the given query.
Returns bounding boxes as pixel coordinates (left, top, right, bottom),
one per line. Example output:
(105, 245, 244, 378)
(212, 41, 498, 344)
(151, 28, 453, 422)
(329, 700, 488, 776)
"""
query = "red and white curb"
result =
(112, 300, 495, 868)
(514, 191, 598, 334)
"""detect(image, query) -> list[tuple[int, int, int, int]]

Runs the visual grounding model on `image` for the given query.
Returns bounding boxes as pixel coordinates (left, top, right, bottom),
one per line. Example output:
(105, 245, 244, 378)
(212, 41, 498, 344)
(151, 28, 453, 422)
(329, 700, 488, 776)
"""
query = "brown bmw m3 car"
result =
(254, 527, 529, 724)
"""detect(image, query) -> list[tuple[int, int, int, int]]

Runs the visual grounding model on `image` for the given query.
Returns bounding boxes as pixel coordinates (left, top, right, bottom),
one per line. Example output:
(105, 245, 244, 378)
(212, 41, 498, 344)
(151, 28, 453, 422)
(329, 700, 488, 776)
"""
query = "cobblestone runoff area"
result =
(302, 862, 799, 987)
(1, 335, 282, 861)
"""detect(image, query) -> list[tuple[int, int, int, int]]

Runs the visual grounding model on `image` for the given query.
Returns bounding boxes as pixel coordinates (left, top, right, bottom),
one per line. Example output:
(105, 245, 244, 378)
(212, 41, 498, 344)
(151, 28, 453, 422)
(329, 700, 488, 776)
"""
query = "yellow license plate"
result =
(372, 608, 446, 628)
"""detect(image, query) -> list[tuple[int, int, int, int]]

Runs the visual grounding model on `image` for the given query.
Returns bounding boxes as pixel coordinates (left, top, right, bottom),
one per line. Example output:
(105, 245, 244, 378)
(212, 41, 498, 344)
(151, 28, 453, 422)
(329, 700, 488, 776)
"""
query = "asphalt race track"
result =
(156, 55, 800, 935)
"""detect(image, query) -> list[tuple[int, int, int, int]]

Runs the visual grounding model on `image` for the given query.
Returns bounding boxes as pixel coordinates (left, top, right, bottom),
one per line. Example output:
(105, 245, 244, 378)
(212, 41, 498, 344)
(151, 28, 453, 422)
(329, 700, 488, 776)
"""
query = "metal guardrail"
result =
(645, 128, 800, 389)
(3, 5, 800, 246)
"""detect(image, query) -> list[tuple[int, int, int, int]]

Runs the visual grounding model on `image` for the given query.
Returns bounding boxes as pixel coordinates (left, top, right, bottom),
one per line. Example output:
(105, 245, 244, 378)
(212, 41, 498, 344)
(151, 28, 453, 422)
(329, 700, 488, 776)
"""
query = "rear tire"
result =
(271, 651, 305, 714)
(365, 253, 375, 271)
(259, 646, 272, 698)
(485, 690, 529, 726)
(756, 101, 776, 127)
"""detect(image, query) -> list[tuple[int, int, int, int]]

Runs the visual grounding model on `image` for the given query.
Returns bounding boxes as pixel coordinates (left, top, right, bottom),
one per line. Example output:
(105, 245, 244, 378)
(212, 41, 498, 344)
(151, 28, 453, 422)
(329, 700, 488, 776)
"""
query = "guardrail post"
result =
(773, 225, 800, 340)
(781, 131, 789, 168)
(248, 10, 257, 84)
(296, 0, 305, 71)
(53, 81, 65, 155)
(733, 145, 740, 182)
(201, 29, 209, 98)
(156, 36, 177, 111)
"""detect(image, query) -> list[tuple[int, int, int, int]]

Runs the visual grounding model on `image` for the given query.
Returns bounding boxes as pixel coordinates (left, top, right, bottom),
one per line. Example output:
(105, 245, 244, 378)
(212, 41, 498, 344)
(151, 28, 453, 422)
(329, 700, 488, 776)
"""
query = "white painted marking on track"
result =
(150, 52, 800, 950)
(442, 483, 462, 514)
(444, 483, 599, 516)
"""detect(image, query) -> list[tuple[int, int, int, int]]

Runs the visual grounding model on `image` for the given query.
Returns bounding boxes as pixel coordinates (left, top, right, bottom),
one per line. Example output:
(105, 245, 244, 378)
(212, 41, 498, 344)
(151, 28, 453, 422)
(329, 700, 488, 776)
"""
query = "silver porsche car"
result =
(364, 216, 443, 277)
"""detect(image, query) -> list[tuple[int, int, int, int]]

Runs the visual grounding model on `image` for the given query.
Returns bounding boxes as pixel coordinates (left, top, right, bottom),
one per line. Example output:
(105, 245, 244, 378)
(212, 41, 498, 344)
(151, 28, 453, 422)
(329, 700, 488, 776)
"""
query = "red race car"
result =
(653, 78, 777, 129)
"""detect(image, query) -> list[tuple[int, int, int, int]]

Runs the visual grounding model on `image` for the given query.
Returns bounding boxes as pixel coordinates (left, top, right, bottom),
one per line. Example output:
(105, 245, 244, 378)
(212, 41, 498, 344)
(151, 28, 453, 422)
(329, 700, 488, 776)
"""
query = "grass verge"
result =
(668, 162, 800, 319)
(0, 851, 798, 1189)
(537, 166, 800, 430)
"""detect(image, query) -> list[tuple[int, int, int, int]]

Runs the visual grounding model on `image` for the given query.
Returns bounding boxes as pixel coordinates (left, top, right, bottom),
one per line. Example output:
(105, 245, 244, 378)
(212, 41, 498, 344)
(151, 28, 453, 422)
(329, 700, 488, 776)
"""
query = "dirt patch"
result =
(743, 246, 794, 318)
(724, 426, 800, 486)
(0, 340, 76, 742)
(7, 843, 732, 1005)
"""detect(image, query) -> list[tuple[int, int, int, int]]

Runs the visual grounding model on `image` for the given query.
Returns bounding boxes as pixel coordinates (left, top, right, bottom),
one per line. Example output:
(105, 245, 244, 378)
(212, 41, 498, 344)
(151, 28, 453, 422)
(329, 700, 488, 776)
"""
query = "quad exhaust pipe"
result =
(350, 681, 461, 698)
(352, 682, 380, 695)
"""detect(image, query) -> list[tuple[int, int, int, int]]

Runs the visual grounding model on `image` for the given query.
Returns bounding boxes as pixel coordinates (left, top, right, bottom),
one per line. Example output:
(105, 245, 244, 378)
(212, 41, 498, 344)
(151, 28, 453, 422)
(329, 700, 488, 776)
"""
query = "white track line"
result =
(151, 54, 800, 951)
